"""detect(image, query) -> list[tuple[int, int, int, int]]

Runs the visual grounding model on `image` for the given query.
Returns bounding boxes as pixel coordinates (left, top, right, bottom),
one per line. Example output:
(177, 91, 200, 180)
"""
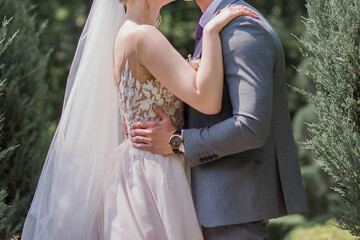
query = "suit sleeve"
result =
(183, 16, 276, 167)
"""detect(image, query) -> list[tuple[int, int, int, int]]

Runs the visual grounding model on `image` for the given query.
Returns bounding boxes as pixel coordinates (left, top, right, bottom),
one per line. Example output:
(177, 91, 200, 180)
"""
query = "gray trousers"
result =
(202, 220, 269, 240)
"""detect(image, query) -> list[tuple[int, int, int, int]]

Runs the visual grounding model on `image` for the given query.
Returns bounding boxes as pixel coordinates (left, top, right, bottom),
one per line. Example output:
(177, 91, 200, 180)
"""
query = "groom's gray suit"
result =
(183, 0, 307, 232)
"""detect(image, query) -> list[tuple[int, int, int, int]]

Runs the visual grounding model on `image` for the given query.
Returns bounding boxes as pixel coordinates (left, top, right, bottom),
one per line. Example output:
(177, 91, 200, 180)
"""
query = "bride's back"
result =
(113, 20, 183, 129)
(114, 20, 154, 87)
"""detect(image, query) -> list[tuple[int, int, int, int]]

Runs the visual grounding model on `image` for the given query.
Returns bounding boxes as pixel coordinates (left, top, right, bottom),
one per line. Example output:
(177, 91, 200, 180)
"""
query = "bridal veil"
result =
(22, 0, 125, 239)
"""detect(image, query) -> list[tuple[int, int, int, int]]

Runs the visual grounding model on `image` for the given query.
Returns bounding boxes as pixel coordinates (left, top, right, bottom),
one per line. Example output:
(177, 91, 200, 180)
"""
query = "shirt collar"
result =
(199, 0, 223, 28)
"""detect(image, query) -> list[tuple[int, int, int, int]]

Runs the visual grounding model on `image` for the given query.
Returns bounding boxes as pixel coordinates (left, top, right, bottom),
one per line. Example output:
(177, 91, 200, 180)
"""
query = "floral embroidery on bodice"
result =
(116, 61, 185, 189)
(118, 62, 183, 131)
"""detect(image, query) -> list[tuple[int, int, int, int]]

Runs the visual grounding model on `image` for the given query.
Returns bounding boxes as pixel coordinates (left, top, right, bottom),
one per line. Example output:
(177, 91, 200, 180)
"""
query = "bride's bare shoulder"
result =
(116, 24, 167, 47)
(115, 23, 172, 65)
(136, 25, 170, 49)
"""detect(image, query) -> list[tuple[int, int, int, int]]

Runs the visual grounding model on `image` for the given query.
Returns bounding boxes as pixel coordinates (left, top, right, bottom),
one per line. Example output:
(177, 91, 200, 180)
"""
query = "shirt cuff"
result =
(181, 129, 185, 154)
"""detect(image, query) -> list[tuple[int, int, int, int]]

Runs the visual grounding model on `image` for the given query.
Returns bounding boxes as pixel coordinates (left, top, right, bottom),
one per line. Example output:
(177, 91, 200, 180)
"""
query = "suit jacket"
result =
(183, 0, 307, 227)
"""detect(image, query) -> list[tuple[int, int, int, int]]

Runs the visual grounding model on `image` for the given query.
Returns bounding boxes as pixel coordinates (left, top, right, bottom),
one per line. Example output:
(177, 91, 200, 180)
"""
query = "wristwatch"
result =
(168, 130, 183, 154)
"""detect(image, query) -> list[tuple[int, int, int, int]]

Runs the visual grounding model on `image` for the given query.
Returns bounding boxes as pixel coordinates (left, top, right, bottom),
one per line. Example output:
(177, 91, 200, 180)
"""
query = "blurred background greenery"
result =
(0, 0, 351, 239)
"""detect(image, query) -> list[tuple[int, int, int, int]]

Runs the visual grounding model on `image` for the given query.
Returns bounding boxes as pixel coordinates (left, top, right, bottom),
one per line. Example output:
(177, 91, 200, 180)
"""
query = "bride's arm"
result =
(137, 5, 258, 114)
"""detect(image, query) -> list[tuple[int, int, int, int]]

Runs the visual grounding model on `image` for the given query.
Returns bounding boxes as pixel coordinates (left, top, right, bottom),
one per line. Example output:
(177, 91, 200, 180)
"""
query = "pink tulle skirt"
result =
(100, 139, 203, 240)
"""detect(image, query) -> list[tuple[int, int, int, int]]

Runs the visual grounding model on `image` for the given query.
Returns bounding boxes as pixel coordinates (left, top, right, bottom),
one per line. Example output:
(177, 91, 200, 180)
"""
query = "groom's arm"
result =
(129, 16, 276, 164)
(183, 16, 275, 167)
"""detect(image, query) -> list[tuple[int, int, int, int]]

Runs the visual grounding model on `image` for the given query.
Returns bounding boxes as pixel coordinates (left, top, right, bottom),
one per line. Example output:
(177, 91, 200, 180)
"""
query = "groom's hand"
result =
(130, 105, 176, 155)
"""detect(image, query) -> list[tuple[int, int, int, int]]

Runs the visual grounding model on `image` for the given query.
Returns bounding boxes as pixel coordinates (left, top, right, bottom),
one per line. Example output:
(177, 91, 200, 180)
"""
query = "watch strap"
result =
(173, 149, 182, 154)
(173, 130, 181, 135)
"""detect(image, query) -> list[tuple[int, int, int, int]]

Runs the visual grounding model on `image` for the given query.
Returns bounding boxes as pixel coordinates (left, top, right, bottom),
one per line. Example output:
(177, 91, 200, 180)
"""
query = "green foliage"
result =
(0, 0, 49, 237)
(27, 0, 89, 125)
(268, 214, 307, 240)
(292, 104, 316, 165)
(0, 17, 18, 236)
(285, 219, 357, 240)
(301, 163, 332, 217)
(159, 1, 201, 56)
(0, 189, 8, 233)
(297, 0, 360, 237)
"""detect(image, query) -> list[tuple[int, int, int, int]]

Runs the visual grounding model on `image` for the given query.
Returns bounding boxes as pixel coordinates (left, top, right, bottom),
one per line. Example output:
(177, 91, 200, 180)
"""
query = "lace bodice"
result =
(115, 62, 186, 189)
(118, 62, 183, 132)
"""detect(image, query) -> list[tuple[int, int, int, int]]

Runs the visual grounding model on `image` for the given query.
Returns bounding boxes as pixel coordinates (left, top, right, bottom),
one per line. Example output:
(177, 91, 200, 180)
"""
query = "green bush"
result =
(268, 214, 306, 240)
(0, 189, 8, 234)
(300, 163, 332, 218)
(0, 17, 17, 236)
(297, 0, 360, 236)
(285, 219, 357, 240)
(0, 0, 49, 237)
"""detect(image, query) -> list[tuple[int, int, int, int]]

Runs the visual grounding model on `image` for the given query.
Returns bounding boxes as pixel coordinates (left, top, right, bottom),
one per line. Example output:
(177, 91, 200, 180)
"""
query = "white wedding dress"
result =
(21, 1, 203, 239)
(100, 62, 203, 240)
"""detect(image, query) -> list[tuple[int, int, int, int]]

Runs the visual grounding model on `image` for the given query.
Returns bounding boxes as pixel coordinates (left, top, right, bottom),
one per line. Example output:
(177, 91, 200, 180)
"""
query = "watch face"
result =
(170, 136, 182, 149)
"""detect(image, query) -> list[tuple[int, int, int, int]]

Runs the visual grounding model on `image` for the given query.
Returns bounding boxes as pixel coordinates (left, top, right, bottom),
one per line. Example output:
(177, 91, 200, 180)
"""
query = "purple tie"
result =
(195, 24, 203, 49)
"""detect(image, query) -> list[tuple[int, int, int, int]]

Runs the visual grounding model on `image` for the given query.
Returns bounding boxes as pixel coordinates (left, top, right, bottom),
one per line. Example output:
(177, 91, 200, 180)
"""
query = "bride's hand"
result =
(205, 5, 259, 33)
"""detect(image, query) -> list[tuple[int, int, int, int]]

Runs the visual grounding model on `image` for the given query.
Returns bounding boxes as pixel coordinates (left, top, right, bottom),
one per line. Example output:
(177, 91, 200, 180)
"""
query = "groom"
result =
(130, 0, 307, 239)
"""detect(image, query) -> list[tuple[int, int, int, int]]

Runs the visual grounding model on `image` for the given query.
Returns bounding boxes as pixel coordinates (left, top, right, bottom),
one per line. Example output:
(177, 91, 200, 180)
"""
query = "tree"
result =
(0, 0, 49, 237)
(27, 0, 90, 126)
(0, 17, 18, 236)
(298, 0, 360, 237)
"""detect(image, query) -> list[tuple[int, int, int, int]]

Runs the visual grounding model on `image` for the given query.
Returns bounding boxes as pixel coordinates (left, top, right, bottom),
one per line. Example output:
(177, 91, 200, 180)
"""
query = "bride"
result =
(21, 0, 257, 239)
